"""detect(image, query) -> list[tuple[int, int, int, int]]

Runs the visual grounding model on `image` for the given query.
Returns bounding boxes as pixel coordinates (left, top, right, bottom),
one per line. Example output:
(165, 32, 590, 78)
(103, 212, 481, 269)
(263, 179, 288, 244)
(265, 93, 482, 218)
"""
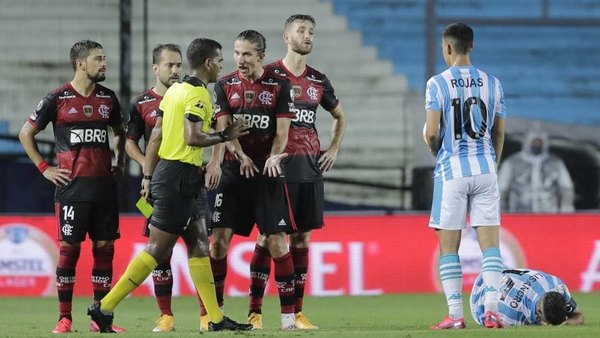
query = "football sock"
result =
(210, 256, 227, 308)
(92, 244, 114, 302)
(290, 246, 308, 313)
(101, 250, 157, 312)
(249, 244, 271, 314)
(189, 257, 223, 323)
(152, 258, 174, 316)
(56, 245, 81, 320)
(481, 247, 503, 313)
(439, 254, 463, 319)
(273, 252, 295, 314)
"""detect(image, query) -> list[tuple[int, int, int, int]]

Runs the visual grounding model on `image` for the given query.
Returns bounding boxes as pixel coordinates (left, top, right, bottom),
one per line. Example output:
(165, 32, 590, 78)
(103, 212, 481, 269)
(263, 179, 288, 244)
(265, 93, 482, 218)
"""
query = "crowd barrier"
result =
(1, 214, 599, 296)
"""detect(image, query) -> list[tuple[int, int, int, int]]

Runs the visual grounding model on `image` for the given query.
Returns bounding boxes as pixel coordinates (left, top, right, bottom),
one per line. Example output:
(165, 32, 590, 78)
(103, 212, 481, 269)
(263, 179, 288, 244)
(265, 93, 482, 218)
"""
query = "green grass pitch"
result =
(0, 293, 598, 337)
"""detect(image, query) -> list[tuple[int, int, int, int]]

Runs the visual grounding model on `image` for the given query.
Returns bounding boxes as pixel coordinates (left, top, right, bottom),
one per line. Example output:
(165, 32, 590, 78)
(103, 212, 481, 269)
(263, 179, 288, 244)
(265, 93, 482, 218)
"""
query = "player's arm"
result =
(492, 116, 506, 164)
(110, 123, 126, 180)
(124, 104, 146, 168)
(141, 115, 163, 200)
(205, 116, 228, 189)
(125, 138, 145, 168)
(19, 122, 71, 186)
(319, 104, 347, 171)
(218, 115, 258, 178)
(424, 109, 442, 156)
(264, 117, 291, 177)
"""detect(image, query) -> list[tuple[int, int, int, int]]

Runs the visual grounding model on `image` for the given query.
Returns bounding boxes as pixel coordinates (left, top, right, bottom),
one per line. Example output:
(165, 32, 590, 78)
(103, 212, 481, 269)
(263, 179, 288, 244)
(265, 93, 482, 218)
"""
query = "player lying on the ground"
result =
(470, 268, 584, 326)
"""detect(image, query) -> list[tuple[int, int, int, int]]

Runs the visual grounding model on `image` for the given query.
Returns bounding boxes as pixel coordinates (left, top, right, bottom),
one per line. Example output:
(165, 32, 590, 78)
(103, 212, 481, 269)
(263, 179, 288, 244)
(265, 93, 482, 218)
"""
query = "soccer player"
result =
(246, 14, 347, 330)
(125, 43, 182, 332)
(87, 37, 252, 333)
(204, 29, 297, 331)
(470, 268, 584, 326)
(424, 22, 506, 329)
(18, 40, 127, 334)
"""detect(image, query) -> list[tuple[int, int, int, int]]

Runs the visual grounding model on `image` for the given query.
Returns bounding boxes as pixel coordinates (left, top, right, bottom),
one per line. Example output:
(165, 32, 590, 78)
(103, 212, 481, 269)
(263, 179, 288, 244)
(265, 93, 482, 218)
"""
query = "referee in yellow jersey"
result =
(87, 38, 252, 332)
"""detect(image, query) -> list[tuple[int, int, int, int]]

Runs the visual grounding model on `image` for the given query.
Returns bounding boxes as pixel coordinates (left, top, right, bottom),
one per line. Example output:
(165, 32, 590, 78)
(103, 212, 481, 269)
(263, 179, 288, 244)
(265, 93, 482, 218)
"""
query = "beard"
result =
(88, 72, 106, 83)
(291, 40, 312, 55)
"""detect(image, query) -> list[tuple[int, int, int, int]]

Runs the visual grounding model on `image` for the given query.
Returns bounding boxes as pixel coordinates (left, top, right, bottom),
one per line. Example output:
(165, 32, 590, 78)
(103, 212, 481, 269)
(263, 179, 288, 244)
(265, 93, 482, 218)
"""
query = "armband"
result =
(37, 161, 49, 173)
(143, 175, 152, 180)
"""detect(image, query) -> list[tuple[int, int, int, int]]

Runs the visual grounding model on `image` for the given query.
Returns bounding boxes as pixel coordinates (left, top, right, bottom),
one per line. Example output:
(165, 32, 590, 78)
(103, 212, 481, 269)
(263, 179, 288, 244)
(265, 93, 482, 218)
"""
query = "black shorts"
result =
(55, 199, 120, 243)
(150, 159, 208, 235)
(211, 176, 295, 236)
(286, 181, 324, 231)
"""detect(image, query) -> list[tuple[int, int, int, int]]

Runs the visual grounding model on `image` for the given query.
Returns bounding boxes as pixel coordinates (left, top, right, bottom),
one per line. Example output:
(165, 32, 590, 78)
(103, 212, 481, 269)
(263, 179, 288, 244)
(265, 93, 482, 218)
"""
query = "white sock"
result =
(439, 254, 463, 319)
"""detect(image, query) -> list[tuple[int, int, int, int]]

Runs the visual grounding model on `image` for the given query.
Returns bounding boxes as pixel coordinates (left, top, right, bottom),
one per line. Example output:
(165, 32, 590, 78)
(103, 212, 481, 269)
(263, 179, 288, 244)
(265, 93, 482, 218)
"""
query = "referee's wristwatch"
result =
(218, 130, 229, 142)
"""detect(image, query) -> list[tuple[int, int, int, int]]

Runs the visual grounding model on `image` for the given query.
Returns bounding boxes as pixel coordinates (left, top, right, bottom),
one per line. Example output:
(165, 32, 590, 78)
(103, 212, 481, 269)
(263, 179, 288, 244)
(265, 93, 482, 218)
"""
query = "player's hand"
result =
(111, 165, 124, 181)
(238, 153, 259, 178)
(318, 148, 338, 172)
(205, 162, 222, 190)
(43, 166, 72, 186)
(141, 177, 151, 201)
(223, 118, 250, 140)
(263, 153, 288, 177)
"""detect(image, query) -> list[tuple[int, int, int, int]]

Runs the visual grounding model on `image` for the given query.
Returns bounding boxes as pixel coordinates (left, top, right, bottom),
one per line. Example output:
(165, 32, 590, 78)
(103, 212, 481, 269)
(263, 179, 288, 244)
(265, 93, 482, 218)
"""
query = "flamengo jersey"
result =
(266, 60, 340, 182)
(126, 88, 161, 144)
(158, 76, 213, 166)
(214, 68, 295, 174)
(470, 269, 577, 326)
(425, 65, 506, 181)
(27, 82, 122, 201)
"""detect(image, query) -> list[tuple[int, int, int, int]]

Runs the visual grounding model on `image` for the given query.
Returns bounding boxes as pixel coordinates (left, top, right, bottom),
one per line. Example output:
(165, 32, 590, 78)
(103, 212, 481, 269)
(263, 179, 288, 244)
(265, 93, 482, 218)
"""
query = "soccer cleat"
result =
(199, 314, 209, 332)
(430, 315, 466, 330)
(483, 311, 504, 328)
(247, 312, 263, 330)
(152, 314, 175, 332)
(51, 317, 72, 334)
(90, 321, 126, 333)
(208, 316, 253, 331)
(281, 313, 298, 331)
(87, 302, 116, 333)
(295, 312, 319, 330)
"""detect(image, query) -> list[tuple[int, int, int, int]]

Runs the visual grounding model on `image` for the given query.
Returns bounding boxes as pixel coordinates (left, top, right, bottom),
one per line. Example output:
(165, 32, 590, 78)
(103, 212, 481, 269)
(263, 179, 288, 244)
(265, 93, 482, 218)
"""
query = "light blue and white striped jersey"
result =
(425, 66, 506, 181)
(470, 269, 577, 326)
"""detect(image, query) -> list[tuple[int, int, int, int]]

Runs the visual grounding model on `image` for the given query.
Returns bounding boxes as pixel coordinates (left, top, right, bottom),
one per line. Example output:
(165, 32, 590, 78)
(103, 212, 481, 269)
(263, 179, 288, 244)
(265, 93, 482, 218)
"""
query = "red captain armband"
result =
(37, 161, 49, 173)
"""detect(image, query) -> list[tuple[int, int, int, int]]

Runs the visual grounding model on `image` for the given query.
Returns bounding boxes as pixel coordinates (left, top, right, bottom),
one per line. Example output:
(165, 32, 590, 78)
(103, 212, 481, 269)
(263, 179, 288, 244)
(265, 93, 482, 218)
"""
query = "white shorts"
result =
(428, 173, 501, 230)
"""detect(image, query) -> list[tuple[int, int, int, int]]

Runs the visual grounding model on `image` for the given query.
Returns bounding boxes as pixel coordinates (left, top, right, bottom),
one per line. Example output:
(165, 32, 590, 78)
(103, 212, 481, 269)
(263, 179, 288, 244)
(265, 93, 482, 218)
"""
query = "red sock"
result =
(249, 244, 271, 314)
(290, 247, 309, 313)
(56, 246, 81, 320)
(92, 244, 114, 302)
(152, 258, 174, 316)
(273, 252, 295, 314)
(211, 256, 227, 308)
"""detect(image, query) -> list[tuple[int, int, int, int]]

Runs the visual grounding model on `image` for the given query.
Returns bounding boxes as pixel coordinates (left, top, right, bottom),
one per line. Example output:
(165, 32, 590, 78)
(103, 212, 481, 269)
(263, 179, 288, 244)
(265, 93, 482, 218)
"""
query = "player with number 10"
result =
(423, 22, 507, 330)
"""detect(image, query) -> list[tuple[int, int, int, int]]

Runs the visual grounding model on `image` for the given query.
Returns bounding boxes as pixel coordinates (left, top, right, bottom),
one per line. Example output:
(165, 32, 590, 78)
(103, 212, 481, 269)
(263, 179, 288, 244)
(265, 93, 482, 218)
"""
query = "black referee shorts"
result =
(150, 159, 208, 235)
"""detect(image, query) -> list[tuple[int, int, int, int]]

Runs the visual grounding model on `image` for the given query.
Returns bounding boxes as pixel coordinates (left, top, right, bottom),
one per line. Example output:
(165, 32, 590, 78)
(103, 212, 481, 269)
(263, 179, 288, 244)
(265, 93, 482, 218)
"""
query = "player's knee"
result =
(211, 235, 231, 259)
(289, 231, 311, 248)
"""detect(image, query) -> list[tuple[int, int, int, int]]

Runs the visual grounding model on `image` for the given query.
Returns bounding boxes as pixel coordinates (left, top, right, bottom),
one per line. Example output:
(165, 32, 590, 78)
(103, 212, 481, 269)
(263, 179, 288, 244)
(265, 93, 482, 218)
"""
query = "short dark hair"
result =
(152, 43, 181, 64)
(541, 292, 569, 325)
(442, 22, 474, 54)
(284, 14, 316, 30)
(186, 38, 222, 69)
(69, 40, 103, 71)
(236, 30, 266, 55)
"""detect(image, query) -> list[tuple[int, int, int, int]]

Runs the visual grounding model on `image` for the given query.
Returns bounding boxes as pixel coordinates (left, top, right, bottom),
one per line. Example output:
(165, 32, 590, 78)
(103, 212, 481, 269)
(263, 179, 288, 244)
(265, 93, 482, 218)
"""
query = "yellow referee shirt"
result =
(158, 76, 213, 166)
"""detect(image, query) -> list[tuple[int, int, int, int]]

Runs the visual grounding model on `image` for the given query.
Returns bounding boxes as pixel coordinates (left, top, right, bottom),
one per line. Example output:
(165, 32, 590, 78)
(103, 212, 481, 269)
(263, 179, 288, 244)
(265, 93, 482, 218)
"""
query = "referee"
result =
(88, 38, 251, 332)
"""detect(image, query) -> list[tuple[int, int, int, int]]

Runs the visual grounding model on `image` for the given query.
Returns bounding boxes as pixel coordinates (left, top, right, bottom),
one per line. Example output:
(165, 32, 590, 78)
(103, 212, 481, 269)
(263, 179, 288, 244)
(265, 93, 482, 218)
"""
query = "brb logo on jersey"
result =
(70, 128, 108, 145)
(0, 224, 58, 296)
(233, 114, 270, 129)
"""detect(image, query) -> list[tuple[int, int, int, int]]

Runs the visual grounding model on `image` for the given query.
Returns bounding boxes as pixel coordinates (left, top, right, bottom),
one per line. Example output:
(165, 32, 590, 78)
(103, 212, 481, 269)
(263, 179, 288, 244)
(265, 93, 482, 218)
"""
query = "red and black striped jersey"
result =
(125, 88, 161, 144)
(214, 68, 295, 174)
(27, 82, 123, 201)
(266, 60, 340, 181)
